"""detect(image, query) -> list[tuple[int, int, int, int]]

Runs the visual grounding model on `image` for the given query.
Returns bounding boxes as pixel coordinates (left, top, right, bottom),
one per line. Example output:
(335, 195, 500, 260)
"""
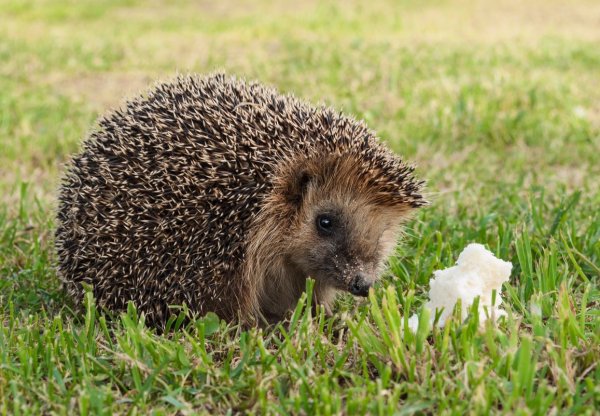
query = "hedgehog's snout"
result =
(349, 272, 371, 297)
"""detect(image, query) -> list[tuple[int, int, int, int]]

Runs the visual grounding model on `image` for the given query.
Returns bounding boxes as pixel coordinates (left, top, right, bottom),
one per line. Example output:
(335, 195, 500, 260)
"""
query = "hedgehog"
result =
(55, 73, 426, 327)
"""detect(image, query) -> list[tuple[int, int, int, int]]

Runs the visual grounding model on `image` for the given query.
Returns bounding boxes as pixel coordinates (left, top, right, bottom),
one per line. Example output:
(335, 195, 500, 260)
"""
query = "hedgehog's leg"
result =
(322, 302, 334, 317)
(313, 282, 337, 318)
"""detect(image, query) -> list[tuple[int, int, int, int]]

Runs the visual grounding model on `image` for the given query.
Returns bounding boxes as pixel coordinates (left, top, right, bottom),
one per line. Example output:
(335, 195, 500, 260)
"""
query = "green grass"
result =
(1, 0, 599, 414)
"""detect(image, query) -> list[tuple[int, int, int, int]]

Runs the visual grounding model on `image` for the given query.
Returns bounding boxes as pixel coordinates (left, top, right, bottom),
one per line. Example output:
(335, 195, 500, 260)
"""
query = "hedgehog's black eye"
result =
(316, 214, 334, 236)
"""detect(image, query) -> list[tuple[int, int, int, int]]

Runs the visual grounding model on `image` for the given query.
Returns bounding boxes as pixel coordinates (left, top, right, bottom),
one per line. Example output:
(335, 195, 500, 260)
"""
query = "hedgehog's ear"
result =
(284, 169, 312, 207)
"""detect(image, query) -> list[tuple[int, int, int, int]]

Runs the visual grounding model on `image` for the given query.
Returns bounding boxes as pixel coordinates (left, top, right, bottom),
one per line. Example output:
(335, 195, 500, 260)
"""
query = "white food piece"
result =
(407, 243, 512, 331)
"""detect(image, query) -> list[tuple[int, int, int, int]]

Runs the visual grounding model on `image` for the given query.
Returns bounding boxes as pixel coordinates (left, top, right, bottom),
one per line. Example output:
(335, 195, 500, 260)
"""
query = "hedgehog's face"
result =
(275, 155, 419, 299)
(286, 192, 405, 298)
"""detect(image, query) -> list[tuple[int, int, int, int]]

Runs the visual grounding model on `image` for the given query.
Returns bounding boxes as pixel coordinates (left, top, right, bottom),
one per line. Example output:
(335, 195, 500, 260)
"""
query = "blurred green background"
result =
(2, 0, 598, 203)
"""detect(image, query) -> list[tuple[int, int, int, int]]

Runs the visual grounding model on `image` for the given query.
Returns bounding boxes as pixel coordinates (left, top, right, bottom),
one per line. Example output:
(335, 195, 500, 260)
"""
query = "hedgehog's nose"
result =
(349, 273, 371, 297)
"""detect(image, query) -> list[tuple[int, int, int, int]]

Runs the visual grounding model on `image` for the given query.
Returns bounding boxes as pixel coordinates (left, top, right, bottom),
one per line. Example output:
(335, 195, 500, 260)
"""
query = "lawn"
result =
(1, 0, 599, 414)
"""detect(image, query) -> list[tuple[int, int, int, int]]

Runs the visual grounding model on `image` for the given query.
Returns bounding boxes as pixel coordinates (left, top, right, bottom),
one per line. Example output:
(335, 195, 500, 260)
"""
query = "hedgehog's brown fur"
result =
(56, 73, 426, 327)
